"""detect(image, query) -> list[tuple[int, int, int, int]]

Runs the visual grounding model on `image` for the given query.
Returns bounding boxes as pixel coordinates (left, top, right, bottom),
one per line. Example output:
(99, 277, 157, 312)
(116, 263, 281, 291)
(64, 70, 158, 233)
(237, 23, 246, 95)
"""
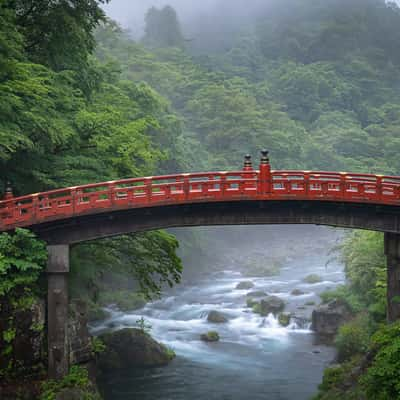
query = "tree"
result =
(143, 6, 184, 49)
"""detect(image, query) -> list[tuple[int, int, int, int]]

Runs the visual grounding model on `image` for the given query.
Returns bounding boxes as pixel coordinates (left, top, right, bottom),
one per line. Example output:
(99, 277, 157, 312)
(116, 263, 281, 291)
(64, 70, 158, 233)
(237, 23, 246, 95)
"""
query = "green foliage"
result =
(70, 231, 183, 302)
(143, 6, 185, 49)
(98, 291, 146, 312)
(91, 337, 106, 355)
(40, 365, 100, 400)
(136, 317, 152, 334)
(14, 0, 108, 74)
(320, 285, 363, 313)
(341, 231, 386, 322)
(0, 229, 47, 297)
(335, 314, 372, 363)
(361, 322, 400, 400)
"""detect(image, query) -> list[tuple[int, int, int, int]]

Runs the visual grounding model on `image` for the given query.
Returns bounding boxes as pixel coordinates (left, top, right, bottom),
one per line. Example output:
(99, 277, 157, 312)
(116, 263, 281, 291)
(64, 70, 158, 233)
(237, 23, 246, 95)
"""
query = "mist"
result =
(102, 0, 270, 38)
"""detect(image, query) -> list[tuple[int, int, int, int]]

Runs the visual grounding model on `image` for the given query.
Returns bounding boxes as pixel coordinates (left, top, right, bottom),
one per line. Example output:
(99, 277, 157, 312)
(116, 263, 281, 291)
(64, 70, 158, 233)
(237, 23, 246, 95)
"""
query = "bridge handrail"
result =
(2, 169, 400, 231)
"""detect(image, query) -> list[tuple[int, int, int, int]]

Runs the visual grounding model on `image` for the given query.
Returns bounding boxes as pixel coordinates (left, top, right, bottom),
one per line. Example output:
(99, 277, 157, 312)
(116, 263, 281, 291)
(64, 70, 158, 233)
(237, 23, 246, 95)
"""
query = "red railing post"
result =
(183, 175, 190, 200)
(259, 150, 271, 196)
(376, 175, 383, 201)
(146, 178, 152, 203)
(340, 173, 346, 200)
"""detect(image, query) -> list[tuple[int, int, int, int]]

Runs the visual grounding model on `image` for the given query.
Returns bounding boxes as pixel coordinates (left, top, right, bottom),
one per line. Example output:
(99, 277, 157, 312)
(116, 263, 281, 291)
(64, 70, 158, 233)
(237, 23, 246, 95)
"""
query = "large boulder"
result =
(207, 310, 228, 323)
(253, 296, 285, 316)
(311, 300, 352, 337)
(236, 281, 255, 290)
(97, 328, 175, 371)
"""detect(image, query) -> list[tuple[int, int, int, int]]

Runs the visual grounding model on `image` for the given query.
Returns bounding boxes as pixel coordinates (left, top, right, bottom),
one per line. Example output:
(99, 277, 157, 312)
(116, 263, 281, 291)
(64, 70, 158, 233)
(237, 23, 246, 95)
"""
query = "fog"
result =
(103, 0, 400, 41)
(103, 0, 269, 38)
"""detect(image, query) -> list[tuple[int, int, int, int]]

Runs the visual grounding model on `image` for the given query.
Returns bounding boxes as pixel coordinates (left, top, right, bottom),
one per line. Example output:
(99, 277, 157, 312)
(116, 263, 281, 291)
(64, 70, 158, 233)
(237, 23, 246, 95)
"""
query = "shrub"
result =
(335, 314, 371, 363)
(361, 322, 400, 400)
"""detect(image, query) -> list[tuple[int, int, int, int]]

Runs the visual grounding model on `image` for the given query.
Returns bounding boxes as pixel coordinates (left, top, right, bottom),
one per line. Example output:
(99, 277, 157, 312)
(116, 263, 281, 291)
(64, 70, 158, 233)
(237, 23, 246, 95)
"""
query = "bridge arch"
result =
(2, 152, 400, 379)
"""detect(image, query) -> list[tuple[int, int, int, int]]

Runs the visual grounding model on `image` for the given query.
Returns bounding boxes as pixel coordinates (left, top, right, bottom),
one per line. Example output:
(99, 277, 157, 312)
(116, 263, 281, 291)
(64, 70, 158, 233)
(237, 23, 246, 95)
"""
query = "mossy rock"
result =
(207, 310, 228, 323)
(246, 297, 258, 308)
(252, 296, 285, 316)
(200, 331, 220, 342)
(278, 312, 291, 327)
(291, 289, 306, 296)
(305, 301, 316, 306)
(97, 328, 175, 372)
(236, 281, 255, 290)
(246, 290, 267, 298)
(303, 274, 323, 284)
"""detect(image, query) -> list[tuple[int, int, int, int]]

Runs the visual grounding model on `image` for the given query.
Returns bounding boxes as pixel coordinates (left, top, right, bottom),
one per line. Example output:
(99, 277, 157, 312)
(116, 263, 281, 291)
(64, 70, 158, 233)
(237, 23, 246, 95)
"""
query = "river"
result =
(94, 226, 345, 400)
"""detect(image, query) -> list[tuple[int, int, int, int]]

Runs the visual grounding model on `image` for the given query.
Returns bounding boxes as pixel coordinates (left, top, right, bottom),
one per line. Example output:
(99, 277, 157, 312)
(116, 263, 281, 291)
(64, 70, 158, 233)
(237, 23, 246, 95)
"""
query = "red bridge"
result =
(3, 151, 400, 380)
(2, 151, 400, 233)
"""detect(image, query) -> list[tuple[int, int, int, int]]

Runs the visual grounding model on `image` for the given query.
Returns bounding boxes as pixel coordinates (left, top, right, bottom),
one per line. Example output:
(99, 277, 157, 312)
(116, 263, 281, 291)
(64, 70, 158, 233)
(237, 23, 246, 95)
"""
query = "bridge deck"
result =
(1, 169, 400, 231)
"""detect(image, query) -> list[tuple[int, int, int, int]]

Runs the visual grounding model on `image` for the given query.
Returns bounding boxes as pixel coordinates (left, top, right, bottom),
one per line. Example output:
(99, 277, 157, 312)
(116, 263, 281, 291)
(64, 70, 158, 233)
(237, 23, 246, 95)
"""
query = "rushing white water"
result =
(95, 226, 345, 400)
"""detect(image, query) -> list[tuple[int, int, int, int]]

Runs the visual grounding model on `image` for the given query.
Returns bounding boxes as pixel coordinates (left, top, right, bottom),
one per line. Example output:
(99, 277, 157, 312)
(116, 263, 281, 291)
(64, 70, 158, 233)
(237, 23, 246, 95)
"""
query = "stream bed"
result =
(94, 226, 345, 400)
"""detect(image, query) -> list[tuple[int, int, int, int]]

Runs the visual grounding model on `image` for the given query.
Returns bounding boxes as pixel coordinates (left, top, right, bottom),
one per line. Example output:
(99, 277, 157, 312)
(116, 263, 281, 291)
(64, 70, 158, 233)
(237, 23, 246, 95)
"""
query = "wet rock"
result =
(311, 300, 352, 337)
(278, 312, 291, 327)
(303, 274, 323, 284)
(200, 331, 220, 342)
(246, 290, 268, 298)
(236, 281, 255, 290)
(291, 289, 306, 296)
(207, 310, 228, 323)
(56, 388, 91, 400)
(253, 296, 285, 316)
(98, 328, 175, 371)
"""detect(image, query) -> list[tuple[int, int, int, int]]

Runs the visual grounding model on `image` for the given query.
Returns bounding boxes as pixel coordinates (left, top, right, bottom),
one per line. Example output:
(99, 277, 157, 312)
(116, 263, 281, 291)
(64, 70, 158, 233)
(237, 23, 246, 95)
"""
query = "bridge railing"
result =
(1, 169, 400, 231)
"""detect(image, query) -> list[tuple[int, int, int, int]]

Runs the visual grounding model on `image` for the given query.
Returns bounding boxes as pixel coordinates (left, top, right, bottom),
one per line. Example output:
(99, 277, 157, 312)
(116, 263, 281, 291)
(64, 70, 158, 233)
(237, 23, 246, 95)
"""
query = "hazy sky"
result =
(103, 0, 400, 35)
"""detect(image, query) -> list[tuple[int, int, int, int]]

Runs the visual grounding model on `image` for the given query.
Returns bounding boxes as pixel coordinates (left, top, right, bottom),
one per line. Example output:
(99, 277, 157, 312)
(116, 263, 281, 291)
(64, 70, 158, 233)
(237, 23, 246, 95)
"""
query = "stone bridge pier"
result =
(385, 233, 400, 322)
(47, 245, 70, 379)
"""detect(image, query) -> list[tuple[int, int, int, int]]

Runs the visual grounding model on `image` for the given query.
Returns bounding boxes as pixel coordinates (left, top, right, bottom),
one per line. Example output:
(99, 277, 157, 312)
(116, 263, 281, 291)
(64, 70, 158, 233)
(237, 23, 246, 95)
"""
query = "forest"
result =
(1, 0, 400, 398)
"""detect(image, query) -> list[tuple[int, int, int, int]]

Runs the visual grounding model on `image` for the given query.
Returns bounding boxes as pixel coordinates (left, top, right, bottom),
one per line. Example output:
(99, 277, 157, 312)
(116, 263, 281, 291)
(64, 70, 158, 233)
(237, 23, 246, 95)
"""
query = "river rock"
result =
(253, 296, 285, 316)
(278, 312, 291, 327)
(56, 388, 92, 400)
(200, 331, 220, 342)
(236, 281, 255, 290)
(97, 328, 175, 371)
(291, 289, 306, 296)
(311, 300, 352, 337)
(303, 274, 323, 284)
(207, 310, 228, 323)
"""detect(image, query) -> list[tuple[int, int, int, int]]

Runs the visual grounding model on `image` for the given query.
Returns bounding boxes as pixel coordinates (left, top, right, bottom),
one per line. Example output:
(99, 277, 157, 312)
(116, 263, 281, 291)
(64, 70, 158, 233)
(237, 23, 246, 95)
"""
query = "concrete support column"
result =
(385, 233, 400, 322)
(47, 245, 70, 379)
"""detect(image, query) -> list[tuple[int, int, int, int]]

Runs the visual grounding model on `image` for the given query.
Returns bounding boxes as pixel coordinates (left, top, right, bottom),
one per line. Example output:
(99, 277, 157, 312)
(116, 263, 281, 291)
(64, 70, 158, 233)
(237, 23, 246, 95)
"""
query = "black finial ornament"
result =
(244, 154, 252, 169)
(4, 181, 13, 199)
(261, 150, 270, 164)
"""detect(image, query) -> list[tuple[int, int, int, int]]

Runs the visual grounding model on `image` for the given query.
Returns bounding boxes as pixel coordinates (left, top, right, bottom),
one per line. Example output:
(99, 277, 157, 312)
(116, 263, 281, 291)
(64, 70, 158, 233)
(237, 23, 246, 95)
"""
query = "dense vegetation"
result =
(1, 0, 400, 398)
